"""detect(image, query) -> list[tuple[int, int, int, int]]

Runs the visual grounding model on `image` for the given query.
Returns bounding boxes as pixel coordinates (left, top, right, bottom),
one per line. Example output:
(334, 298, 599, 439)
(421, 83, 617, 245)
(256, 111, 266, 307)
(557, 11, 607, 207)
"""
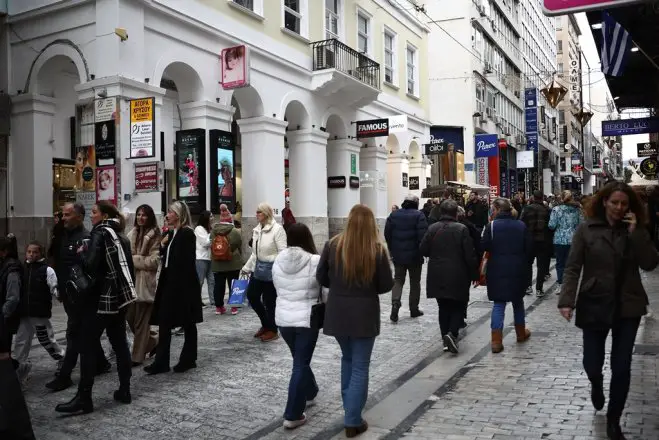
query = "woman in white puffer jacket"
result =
(272, 223, 324, 430)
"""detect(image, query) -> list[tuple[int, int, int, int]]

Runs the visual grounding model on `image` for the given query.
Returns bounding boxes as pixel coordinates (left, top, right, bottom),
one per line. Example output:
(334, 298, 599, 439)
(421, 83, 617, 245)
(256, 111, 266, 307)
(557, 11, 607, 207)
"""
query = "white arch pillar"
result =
(360, 146, 388, 230)
(387, 153, 410, 210)
(327, 139, 361, 237)
(287, 128, 329, 246)
(409, 157, 431, 200)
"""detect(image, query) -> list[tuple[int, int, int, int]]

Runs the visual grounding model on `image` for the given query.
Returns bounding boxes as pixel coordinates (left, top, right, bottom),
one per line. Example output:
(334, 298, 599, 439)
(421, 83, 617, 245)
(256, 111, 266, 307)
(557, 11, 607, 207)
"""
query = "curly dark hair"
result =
(585, 182, 647, 225)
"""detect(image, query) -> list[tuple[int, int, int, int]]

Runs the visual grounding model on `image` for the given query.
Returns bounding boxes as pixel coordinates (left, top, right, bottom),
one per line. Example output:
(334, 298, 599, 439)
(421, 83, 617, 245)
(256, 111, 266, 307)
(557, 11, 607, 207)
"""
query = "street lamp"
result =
(540, 79, 568, 109)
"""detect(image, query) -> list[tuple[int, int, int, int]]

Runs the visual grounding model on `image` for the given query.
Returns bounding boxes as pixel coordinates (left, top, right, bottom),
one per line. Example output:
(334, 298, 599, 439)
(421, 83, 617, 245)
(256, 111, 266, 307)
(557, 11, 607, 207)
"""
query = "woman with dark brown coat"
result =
(558, 182, 658, 440)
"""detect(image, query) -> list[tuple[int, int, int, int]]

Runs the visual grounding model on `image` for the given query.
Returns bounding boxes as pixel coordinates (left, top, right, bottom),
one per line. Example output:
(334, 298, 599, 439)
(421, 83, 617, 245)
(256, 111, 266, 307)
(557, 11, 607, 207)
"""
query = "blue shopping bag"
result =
(228, 277, 249, 308)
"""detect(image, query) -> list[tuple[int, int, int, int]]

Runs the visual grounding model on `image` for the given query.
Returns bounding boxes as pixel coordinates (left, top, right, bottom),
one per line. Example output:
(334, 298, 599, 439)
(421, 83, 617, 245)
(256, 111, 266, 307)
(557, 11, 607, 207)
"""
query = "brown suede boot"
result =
(515, 325, 531, 343)
(491, 330, 504, 353)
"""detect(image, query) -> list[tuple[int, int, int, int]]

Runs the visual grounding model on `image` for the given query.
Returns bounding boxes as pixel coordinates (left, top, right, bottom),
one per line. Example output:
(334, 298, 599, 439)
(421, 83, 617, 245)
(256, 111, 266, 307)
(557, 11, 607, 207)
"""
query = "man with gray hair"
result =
(384, 194, 428, 322)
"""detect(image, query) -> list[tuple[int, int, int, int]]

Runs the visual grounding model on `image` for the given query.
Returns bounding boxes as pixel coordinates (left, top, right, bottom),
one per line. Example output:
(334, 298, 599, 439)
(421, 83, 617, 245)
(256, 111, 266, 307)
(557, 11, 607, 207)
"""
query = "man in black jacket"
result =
(465, 192, 488, 230)
(520, 191, 551, 297)
(384, 195, 428, 322)
(46, 203, 110, 392)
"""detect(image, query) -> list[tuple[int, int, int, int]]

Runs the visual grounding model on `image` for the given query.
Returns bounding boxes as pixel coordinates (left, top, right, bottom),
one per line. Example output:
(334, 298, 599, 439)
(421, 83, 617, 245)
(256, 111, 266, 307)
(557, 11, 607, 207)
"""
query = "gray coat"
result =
(316, 241, 394, 338)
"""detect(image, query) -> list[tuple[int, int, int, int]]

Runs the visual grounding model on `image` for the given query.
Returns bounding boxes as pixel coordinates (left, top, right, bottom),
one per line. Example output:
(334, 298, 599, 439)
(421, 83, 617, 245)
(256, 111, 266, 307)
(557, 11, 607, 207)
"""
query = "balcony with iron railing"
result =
(310, 38, 381, 107)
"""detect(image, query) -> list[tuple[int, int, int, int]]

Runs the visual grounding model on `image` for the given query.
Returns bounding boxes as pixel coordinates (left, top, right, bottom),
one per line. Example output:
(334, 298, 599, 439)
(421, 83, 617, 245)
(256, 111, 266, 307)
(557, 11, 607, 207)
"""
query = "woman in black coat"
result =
(146, 201, 202, 375)
(420, 200, 478, 354)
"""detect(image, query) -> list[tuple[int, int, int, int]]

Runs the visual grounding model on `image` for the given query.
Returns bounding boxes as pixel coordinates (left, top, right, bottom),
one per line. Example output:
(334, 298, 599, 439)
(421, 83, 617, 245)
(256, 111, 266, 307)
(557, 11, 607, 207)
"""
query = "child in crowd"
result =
(13, 241, 64, 384)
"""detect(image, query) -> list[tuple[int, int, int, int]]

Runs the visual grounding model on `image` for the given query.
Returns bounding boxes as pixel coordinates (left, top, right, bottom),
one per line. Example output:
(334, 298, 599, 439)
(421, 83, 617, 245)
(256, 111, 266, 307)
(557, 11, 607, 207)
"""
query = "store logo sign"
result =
(474, 134, 498, 158)
(356, 119, 389, 138)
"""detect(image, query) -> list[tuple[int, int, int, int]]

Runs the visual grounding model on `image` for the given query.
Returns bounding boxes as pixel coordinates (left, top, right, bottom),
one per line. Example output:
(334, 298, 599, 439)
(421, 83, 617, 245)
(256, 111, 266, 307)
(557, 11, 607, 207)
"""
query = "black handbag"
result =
(310, 287, 325, 330)
(65, 264, 93, 303)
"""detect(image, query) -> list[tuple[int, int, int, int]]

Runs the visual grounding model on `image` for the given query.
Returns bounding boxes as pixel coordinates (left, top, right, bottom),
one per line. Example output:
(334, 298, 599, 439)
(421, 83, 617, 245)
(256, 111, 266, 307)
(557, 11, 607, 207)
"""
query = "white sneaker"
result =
(283, 414, 307, 429)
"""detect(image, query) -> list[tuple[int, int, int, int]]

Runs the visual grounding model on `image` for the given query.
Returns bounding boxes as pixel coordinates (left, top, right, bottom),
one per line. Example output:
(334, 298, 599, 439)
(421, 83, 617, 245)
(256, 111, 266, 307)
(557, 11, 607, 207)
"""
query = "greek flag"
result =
(601, 11, 632, 77)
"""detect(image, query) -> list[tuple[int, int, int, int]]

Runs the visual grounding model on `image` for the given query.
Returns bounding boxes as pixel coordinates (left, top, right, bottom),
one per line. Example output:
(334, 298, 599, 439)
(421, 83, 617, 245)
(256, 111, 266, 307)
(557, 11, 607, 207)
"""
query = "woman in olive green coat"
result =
(210, 221, 244, 315)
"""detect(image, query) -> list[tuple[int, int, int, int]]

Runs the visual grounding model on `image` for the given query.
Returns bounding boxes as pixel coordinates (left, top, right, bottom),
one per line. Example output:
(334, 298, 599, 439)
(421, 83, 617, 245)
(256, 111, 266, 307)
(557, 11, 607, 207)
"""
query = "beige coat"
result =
(128, 227, 161, 303)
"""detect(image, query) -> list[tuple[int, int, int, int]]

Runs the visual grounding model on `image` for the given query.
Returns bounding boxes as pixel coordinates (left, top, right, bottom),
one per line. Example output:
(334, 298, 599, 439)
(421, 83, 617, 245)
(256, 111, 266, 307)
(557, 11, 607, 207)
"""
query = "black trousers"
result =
(582, 317, 641, 420)
(530, 241, 551, 291)
(246, 278, 277, 332)
(0, 358, 35, 440)
(154, 324, 198, 368)
(79, 309, 131, 392)
(213, 270, 241, 307)
(436, 298, 467, 338)
(59, 300, 108, 379)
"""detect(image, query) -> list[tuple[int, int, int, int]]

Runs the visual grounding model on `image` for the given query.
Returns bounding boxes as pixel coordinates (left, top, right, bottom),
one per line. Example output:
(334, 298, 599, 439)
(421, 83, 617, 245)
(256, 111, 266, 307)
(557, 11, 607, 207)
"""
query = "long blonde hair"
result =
(332, 204, 387, 286)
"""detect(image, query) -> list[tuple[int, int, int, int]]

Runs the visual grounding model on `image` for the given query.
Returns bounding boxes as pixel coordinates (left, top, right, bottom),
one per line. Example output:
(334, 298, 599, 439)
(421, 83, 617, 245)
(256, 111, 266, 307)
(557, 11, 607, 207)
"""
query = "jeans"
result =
(530, 241, 551, 291)
(59, 300, 108, 379)
(280, 327, 319, 421)
(554, 244, 571, 284)
(246, 278, 278, 332)
(391, 264, 422, 311)
(154, 323, 198, 368)
(436, 298, 467, 338)
(491, 300, 525, 330)
(196, 260, 216, 305)
(0, 358, 36, 439)
(213, 270, 241, 307)
(336, 336, 376, 427)
(79, 309, 132, 391)
(582, 317, 641, 420)
(13, 317, 65, 364)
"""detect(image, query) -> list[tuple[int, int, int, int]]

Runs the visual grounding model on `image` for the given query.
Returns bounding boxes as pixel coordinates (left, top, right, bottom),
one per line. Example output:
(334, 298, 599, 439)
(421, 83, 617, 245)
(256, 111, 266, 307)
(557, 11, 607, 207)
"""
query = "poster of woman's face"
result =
(96, 166, 116, 205)
(221, 45, 249, 89)
(75, 145, 96, 192)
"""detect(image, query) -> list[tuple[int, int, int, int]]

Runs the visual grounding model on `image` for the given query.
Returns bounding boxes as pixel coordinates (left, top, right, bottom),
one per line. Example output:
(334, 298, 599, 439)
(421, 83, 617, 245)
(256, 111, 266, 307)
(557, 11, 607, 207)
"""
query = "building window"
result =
(233, 0, 253, 9)
(384, 30, 396, 84)
(559, 110, 565, 124)
(357, 12, 370, 54)
(558, 62, 564, 74)
(406, 45, 417, 96)
(325, 0, 340, 40)
(284, 0, 302, 34)
(557, 40, 563, 52)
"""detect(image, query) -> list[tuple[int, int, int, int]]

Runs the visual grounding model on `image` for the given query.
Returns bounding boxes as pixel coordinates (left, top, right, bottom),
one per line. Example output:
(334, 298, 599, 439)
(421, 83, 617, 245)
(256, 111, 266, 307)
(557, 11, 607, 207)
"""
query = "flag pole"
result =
(631, 40, 659, 75)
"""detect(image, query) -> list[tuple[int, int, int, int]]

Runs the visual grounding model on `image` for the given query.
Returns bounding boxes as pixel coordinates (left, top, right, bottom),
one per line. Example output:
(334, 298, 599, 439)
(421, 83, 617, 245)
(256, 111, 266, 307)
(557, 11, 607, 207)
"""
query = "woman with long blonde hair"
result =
(316, 204, 394, 438)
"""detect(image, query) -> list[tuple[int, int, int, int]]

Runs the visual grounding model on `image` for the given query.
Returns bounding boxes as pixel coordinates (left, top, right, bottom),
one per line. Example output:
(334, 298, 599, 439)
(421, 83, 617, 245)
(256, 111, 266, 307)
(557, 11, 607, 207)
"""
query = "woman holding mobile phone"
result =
(558, 182, 658, 440)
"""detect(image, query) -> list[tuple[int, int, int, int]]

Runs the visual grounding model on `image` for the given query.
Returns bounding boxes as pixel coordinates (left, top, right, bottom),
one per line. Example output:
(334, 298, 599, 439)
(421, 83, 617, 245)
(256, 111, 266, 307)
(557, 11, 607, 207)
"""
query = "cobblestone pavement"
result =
(21, 264, 658, 440)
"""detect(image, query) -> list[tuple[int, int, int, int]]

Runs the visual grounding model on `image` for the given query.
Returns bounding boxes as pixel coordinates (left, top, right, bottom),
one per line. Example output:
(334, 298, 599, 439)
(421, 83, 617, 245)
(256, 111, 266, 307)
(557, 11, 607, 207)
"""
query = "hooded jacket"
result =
(210, 222, 244, 273)
(273, 247, 323, 328)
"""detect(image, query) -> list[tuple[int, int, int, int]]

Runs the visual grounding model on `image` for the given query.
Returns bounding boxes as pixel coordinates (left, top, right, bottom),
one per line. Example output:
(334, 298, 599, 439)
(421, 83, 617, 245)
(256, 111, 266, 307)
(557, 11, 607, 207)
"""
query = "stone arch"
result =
(283, 100, 310, 130)
(321, 108, 349, 138)
(159, 62, 204, 103)
(386, 133, 401, 155)
(152, 51, 217, 102)
(231, 86, 264, 118)
(25, 39, 89, 93)
(279, 91, 313, 126)
(408, 138, 422, 161)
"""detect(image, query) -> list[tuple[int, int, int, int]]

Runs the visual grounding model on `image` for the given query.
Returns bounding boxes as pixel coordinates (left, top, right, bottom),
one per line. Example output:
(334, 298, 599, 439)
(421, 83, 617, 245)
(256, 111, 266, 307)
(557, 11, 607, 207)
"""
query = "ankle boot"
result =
(390, 302, 401, 323)
(345, 420, 368, 438)
(606, 416, 626, 440)
(590, 375, 605, 411)
(113, 386, 132, 404)
(55, 389, 93, 414)
(491, 330, 504, 353)
(515, 325, 531, 343)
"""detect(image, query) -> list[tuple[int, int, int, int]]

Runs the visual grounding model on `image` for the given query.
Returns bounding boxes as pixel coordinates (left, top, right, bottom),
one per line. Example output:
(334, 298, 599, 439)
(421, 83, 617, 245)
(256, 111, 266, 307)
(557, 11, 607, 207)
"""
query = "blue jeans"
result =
(554, 244, 571, 284)
(491, 300, 525, 330)
(195, 260, 215, 305)
(336, 336, 376, 427)
(280, 327, 319, 421)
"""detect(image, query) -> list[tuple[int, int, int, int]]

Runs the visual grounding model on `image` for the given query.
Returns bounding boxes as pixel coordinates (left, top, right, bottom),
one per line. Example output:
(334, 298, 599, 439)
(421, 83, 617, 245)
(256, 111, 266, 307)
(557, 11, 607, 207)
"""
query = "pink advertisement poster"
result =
(220, 45, 250, 89)
(543, 0, 643, 15)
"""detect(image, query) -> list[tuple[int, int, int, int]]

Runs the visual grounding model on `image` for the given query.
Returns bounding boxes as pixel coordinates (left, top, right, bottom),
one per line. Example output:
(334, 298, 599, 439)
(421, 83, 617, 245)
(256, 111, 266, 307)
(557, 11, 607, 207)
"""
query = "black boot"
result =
(46, 375, 74, 392)
(590, 376, 605, 411)
(390, 302, 401, 323)
(410, 309, 424, 318)
(55, 389, 93, 414)
(606, 416, 627, 440)
(113, 384, 132, 404)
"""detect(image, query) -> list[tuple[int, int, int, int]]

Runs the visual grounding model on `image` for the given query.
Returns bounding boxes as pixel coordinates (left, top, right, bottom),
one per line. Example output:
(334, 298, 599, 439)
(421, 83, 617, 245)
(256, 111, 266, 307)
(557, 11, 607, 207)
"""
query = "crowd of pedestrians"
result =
(1, 180, 656, 440)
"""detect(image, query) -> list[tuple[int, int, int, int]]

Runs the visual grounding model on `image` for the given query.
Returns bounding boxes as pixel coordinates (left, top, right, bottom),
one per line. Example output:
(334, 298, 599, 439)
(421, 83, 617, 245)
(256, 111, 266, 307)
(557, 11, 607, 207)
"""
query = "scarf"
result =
(97, 221, 136, 314)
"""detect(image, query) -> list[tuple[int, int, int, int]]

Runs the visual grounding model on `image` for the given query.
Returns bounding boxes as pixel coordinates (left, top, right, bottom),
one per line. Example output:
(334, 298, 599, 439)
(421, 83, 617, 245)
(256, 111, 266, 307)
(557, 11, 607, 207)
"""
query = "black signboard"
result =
(409, 176, 420, 190)
(209, 129, 236, 214)
(95, 120, 116, 166)
(426, 177, 431, 187)
(175, 129, 207, 214)
(640, 157, 658, 177)
(356, 118, 389, 138)
(349, 176, 360, 189)
(637, 142, 658, 157)
(402, 172, 409, 187)
(328, 176, 347, 188)
(425, 142, 446, 155)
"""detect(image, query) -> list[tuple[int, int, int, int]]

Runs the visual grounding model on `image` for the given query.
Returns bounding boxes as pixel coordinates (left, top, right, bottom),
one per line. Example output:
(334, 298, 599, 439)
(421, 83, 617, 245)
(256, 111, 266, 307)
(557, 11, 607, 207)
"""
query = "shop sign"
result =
(429, 126, 464, 153)
(221, 45, 250, 90)
(388, 115, 408, 133)
(543, 0, 644, 16)
(76, 191, 96, 231)
(129, 97, 155, 158)
(516, 150, 535, 168)
(360, 171, 375, 188)
(409, 176, 420, 190)
(402, 172, 409, 187)
(176, 129, 207, 214)
(498, 139, 507, 149)
(356, 118, 389, 138)
(95, 120, 116, 167)
(640, 158, 658, 178)
(350, 154, 357, 175)
(476, 157, 488, 186)
(378, 172, 387, 190)
(500, 168, 508, 198)
(637, 142, 658, 157)
(602, 117, 659, 137)
(425, 142, 445, 155)
(569, 59, 580, 96)
(525, 88, 538, 152)
(349, 176, 360, 189)
(426, 177, 431, 187)
(328, 176, 346, 188)
(134, 162, 162, 193)
(509, 169, 518, 193)
(94, 98, 116, 123)
(488, 156, 500, 199)
(475, 134, 498, 158)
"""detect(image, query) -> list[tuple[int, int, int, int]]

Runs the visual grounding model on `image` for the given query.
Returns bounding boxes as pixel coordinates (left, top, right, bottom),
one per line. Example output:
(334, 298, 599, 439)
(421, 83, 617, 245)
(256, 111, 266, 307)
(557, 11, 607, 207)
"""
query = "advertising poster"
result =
(500, 167, 508, 198)
(221, 45, 250, 89)
(209, 129, 235, 213)
(487, 156, 500, 199)
(96, 166, 117, 205)
(76, 191, 96, 231)
(74, 145, 96, 192)
(129, 97, 155, 158)
(509, 169, 518, 194)
(95, 120, 116, 166)
(135, 162, 161, 193)
(476, 157, 489, 187)
(176, 129, 206, 214)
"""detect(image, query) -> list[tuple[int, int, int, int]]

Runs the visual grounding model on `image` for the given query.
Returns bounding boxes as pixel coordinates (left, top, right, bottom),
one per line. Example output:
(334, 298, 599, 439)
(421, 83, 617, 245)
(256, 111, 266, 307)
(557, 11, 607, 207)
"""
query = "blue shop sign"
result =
(500, 167, 509, 198)
(509, 169, 518, 193)
(475, 134, 498, 158)
(429, 126, 464, 153)
(525, 88, 537, 108)
(602, 117, 659, 137)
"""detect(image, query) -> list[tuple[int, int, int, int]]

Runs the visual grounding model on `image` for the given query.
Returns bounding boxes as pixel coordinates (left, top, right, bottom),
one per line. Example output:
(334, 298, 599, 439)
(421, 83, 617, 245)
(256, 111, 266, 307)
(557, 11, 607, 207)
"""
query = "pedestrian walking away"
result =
(558, 182, 659, 440)
(548, 190, 583, 286)
(384, 194, 427, 323)
(195, 211, 216, 307)
(210, 216, 244, 315)
(520, 190, 552, 297)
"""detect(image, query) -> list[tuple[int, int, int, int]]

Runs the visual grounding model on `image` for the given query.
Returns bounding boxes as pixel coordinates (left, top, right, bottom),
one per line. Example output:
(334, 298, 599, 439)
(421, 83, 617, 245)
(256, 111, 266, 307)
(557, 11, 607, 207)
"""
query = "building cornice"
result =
(6, 0, 92, 22)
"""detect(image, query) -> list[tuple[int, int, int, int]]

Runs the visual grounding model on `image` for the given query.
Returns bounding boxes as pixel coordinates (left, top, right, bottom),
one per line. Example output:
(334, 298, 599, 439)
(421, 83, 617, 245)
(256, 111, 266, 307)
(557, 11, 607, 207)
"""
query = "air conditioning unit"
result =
(491, 23, 497, 33)
(494, 116, 502, 126)
(486, 107, 494, 118)
(479, 115, 488, 124)
(315, 46, 336, 69)
(541, 128, 548, 138)
(514, 90, 521, 98)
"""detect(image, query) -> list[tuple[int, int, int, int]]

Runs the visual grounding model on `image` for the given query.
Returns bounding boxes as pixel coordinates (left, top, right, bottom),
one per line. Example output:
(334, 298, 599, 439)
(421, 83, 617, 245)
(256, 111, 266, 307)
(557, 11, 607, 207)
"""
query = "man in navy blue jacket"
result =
(384, 195, 428, 323)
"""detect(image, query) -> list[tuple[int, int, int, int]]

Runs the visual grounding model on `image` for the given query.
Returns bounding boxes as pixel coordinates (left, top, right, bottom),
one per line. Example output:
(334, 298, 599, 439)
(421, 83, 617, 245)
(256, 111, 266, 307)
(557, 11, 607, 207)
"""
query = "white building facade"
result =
(1, 0, 431, 247)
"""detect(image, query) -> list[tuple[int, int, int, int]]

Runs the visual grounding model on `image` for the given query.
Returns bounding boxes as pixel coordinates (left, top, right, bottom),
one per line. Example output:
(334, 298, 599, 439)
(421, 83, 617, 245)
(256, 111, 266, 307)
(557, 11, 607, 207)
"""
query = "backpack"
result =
(211, 234, 232, 261)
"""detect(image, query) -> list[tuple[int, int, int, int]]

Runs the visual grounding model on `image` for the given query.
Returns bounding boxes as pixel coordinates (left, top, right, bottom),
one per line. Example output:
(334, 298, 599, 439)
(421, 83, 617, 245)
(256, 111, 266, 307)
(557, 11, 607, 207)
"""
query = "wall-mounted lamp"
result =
(114, 28, 128, 42)
(90, 74, 96, 80)
(145, 78, 150, 84)
(216, 97, 220, 103)
(97, 88, 108, 99)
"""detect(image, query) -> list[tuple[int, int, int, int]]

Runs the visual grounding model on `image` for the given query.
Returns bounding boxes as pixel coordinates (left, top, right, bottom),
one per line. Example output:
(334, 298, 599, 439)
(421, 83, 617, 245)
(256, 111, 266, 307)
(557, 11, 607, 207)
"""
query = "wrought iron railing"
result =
(311, 39, 381, 90)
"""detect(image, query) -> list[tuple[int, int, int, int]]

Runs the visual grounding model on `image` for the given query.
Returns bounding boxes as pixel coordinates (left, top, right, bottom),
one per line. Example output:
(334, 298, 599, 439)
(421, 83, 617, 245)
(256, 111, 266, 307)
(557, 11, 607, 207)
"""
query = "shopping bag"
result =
(478, 251, 490, 286)
(228, 277, 249, 308)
